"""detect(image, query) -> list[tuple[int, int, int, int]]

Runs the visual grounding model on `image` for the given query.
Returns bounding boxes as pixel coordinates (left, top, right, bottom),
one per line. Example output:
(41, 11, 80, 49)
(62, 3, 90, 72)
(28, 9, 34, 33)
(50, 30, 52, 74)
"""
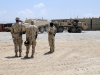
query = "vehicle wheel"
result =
(54, 27, 57, 33)
(39, 26, 45, 33)
(6, 29, 10, 32)
(57, 26, 64, 32)
(71, 27, 76, 33)
(76, 28, 82, 33)
(68, 29, 71, 33)
(68, 28, 71, 33)
(45, 26, 49, 32)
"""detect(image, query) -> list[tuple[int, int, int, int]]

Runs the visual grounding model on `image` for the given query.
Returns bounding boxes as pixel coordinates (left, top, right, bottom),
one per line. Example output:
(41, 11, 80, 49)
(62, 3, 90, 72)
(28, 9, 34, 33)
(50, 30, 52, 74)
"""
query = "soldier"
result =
(24, 20, 38, 58)
(48, 22, 56, 53)
(11, 17, 25, 57)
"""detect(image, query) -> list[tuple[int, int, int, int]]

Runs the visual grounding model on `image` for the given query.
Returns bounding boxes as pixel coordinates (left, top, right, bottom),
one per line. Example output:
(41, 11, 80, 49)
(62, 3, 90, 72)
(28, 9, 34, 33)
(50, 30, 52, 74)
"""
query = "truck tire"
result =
(68, 28, 71, 33)
(5, 29, 10, 32)
(57, 26, 64, 32)
(45, 26, 49, 32)
(68, 29, 71, 33)
(39, 26, 45, 33)
(76, 28, 82, 33)
(71, 27, 76, 33)
(54, 27, 57, 33)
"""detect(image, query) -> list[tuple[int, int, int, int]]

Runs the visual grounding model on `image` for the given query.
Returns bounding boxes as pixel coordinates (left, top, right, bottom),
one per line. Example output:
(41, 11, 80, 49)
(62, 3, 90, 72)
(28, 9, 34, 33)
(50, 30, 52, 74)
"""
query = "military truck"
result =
(4, 23, 13, 32)
(53, 20, 88, 33)
(25, 19, 50, 33)
(5, 19, 50, 33)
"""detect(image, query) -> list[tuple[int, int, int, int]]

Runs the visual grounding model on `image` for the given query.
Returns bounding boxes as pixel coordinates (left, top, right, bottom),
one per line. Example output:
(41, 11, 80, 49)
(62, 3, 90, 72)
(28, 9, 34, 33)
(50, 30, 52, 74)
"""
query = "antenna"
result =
(70, 10, 71, 19)
(77, 16, 78, 19)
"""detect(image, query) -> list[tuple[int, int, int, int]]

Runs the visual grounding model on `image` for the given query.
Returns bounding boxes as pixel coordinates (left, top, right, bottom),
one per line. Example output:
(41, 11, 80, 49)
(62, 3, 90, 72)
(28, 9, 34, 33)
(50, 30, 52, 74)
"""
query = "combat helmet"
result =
(31, 20, 35, 25)
(24, 41, 30, 46)
(15, 17, 20, 20)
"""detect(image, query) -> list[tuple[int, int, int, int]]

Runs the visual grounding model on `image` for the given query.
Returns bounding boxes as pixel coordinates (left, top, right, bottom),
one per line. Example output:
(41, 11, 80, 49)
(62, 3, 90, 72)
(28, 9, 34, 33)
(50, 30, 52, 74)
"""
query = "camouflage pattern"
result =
(15, 17, 20, 20)
(48, 26, 56, 53)
(11, 22, 25, 57)
(24, 25, 38, 58)
(25, 19, 50, 33)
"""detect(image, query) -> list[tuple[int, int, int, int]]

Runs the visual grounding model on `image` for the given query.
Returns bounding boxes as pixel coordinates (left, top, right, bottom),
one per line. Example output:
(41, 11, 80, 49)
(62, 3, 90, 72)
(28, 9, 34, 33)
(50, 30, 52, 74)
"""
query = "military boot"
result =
(50, 48, 53, 53)
(19, 52, 22, 57)
(53, 48, 54, 52)
(31, 55, 34, 58)
(15, 52, 18, 57)
(31, 50, 34, 58)
(24, 55, 28, 58)
(24, 52, 28, 58)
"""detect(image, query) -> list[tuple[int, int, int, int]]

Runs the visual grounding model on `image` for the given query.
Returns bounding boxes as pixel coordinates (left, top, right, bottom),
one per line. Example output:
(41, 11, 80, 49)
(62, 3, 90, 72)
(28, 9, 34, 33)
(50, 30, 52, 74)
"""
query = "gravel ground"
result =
(0, 31, 100, 41)
(0, 31, 100, 75)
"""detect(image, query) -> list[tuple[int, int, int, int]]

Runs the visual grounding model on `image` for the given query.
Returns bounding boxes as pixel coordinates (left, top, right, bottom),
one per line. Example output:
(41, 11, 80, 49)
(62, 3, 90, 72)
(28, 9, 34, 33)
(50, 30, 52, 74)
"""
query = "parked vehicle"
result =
(25, 19, 50, 33)
(53, 20, 88, 33)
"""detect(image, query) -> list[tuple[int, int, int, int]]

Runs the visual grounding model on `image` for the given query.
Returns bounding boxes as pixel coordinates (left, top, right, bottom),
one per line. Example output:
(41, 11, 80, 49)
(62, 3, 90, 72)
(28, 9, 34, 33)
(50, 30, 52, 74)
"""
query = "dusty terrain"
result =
(0, 31, 100, 75)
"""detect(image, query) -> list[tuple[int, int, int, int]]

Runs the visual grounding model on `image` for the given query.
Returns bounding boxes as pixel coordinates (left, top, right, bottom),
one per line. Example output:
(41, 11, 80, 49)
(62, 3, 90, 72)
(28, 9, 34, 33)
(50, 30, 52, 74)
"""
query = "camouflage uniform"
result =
(24, 23, 38, 58)
(48, 24, 56, 53)
(11, 17, 25, 57)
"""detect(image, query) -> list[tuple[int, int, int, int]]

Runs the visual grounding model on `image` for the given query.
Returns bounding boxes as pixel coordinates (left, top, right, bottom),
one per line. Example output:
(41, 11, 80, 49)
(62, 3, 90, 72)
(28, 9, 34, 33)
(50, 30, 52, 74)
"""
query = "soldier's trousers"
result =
(49, 38, 55, 52)
(26, 39, 36, 57)
(13, 36, 23, 55)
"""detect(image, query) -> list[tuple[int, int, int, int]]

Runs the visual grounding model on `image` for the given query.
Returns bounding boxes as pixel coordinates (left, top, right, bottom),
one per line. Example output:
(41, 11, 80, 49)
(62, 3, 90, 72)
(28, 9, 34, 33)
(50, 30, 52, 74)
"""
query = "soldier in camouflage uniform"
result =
(24, 21, 38, 58)
(48, 22, 56, 53)
(11, 17, 25, 57)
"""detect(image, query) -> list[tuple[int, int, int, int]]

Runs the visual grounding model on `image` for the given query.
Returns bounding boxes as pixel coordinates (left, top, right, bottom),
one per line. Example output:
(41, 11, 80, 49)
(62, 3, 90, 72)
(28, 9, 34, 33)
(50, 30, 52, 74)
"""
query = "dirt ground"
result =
(0, 31, 100, 75)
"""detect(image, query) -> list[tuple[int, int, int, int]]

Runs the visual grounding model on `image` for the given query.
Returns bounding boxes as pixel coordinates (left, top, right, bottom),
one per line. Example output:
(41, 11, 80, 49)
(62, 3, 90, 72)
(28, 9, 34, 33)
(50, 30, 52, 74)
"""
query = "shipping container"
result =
(0, 24, 2, 32)
(0, 24, 6, 32)
(0, 23, 13, 32)
(92, 18, 100, 30)
(5, 23, 13, 32)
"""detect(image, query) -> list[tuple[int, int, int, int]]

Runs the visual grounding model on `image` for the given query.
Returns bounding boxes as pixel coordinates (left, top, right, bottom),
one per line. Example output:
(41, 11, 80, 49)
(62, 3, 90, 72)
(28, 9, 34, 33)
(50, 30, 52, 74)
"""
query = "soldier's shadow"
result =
(5, 56, 34, 60)
(5, 56, 19, 59)
(21, 57, 34, 60)
(44, 51, 53, 55)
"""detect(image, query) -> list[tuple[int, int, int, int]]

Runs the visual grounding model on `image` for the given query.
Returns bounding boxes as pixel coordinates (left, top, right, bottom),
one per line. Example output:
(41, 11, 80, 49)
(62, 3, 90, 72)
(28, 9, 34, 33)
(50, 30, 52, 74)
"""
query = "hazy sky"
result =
(0, 0, 100, 23)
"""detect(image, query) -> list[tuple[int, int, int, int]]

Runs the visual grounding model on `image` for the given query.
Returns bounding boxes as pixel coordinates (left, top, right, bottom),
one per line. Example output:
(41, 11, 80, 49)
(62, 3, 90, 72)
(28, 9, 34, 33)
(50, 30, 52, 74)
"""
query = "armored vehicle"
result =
(5, 19, 50, 33)
(25, 19, 50, 33)
(53, 20, 88, 33)
(5, 23, 26, 33)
